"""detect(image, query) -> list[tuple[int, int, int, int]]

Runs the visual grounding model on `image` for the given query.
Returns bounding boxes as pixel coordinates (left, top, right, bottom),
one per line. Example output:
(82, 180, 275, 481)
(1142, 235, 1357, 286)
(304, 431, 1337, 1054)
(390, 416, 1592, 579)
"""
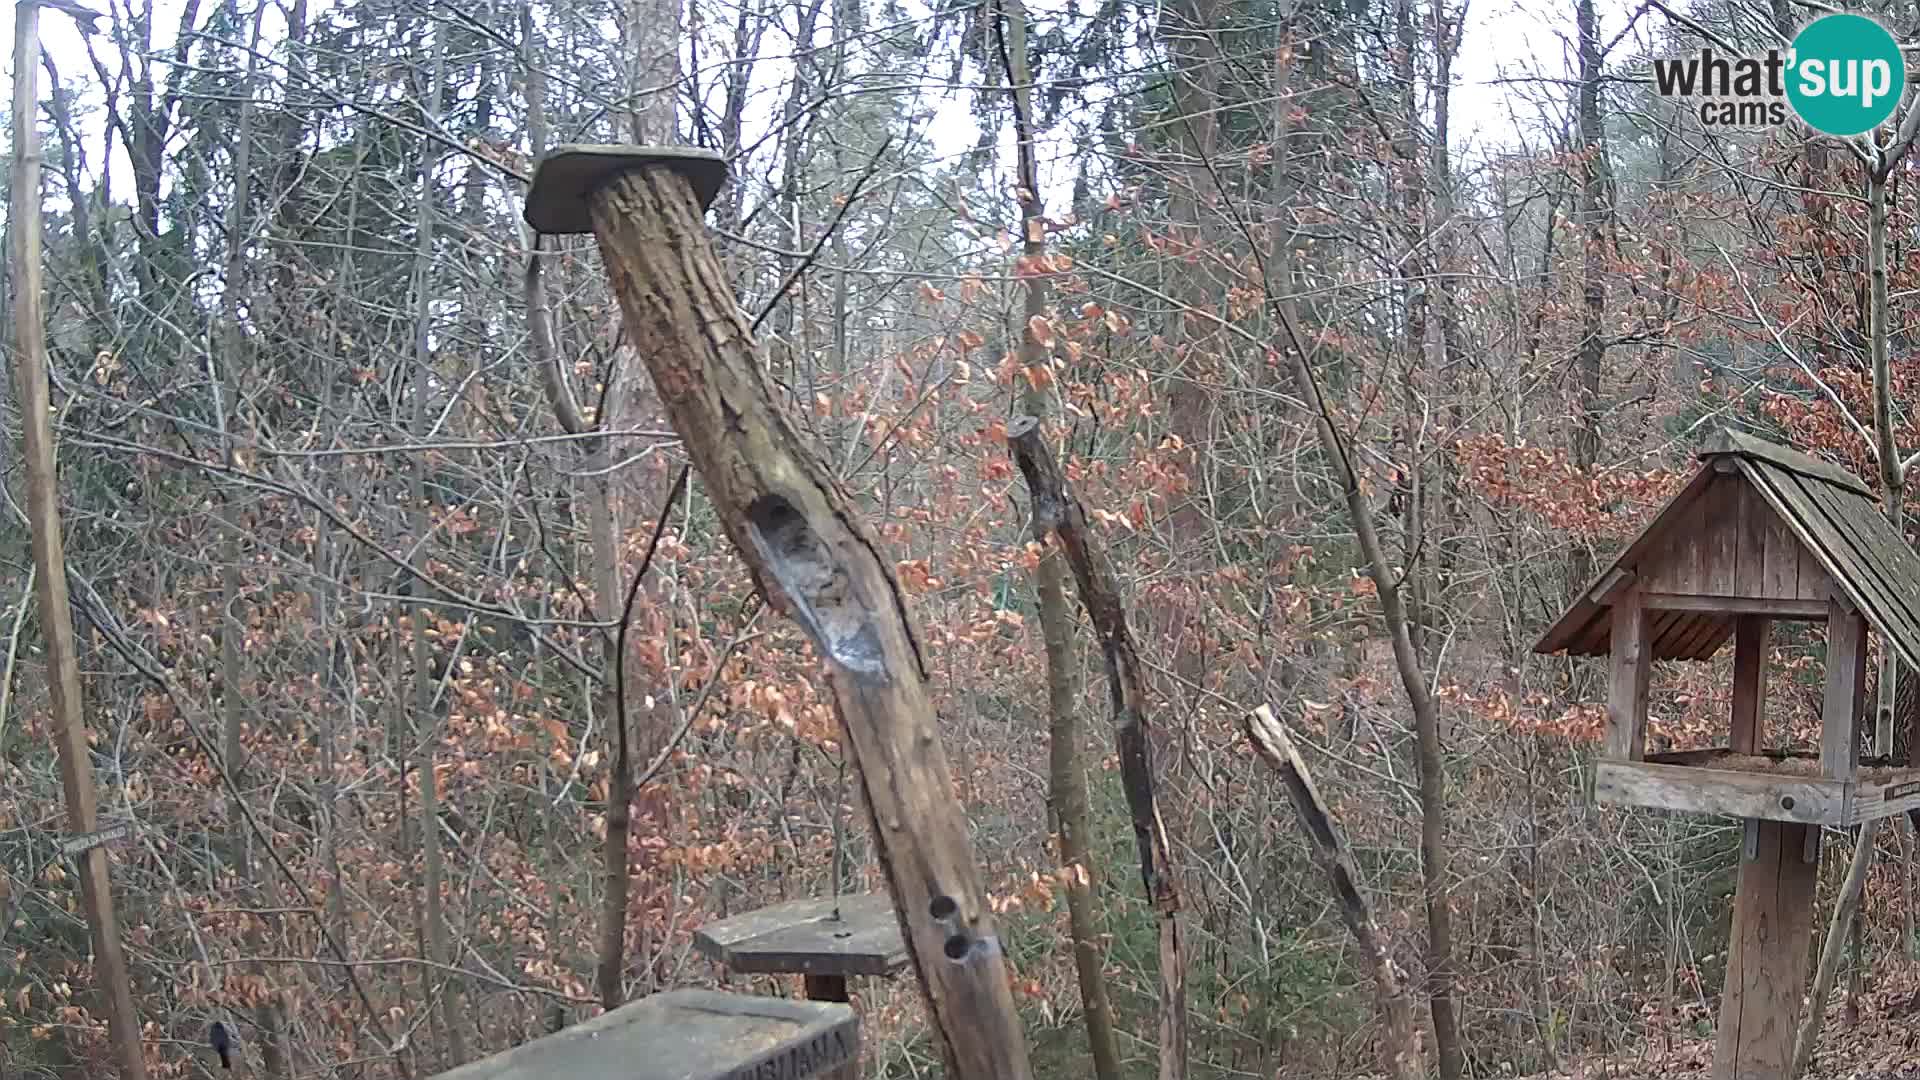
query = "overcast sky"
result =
(0, 0, 1643, 217)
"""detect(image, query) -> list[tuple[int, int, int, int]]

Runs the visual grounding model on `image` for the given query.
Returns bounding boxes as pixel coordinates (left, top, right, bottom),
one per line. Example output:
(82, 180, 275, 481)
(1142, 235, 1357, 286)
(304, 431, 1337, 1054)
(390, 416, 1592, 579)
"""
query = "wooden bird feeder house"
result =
(1536, 428, 1920, 1079)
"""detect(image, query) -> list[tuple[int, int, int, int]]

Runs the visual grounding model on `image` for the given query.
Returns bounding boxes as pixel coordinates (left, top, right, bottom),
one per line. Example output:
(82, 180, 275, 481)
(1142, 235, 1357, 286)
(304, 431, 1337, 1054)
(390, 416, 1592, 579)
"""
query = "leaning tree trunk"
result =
(568, 160, 1036, 1080)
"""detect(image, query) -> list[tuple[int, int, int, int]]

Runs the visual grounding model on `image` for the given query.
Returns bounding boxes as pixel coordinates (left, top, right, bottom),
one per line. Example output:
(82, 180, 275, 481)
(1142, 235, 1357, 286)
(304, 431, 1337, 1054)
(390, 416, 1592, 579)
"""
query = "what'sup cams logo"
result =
(1653, 13, 1905, 135)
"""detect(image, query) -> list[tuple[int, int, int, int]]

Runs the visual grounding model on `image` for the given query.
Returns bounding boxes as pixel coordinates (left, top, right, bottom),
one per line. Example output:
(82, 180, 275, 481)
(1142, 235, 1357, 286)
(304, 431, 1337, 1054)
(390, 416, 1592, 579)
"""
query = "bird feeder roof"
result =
(1534, 429, 1920, 673)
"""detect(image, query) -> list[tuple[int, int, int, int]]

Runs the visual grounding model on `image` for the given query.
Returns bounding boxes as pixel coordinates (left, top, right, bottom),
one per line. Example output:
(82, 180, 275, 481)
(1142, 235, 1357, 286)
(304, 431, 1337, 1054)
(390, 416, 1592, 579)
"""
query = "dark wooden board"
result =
(429, 989, 857, 1080)
(695, 893, 909, 978)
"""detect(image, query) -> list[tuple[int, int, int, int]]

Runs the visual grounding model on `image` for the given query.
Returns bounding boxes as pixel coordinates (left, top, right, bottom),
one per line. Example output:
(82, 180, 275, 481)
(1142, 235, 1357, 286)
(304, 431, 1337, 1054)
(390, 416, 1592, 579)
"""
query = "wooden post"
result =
(1729, 616, 1769, 755)
(1714, 820, 1818, 1080)
(1822, 598, 1866, 781)
(1607, 590, 1650, 761)
(801, 977, 853, 1080)
(10, 4, 148, 1078)
(524, 148, 1033, 1080)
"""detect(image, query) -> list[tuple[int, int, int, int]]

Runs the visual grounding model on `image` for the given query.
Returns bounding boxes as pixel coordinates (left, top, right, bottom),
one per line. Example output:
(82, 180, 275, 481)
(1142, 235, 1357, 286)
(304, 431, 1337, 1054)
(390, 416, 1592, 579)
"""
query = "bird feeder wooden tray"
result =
(1597, 749, 1920, 826)
(427, 989, 856, 1080)
(694, 893, 909, 980)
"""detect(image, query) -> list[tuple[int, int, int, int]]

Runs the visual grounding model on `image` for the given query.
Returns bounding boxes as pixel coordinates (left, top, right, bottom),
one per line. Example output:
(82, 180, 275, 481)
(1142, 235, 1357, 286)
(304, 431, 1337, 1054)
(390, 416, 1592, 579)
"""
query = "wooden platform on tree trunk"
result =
(428, 989, 857, 1080)
(1596, 748, 1920, 825)
(694, 893, 909, 979)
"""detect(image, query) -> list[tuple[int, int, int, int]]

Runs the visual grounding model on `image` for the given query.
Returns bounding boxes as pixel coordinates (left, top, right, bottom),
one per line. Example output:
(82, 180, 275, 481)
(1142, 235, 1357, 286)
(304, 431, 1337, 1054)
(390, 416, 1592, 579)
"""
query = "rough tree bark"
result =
(1006, 415, 1187, 1080)
(1570, 0, 1610, 598)
(1244, 705, 1423, 1080)
(10, 4, 148, 1075)
(574, 161, 1035, 1080)
(994, 1, 1122, 1076)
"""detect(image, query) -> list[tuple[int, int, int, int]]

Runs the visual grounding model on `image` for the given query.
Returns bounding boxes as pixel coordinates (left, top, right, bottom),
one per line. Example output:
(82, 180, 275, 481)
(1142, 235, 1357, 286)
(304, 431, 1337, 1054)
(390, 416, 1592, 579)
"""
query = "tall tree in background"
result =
(994, 0, 1123, 1075)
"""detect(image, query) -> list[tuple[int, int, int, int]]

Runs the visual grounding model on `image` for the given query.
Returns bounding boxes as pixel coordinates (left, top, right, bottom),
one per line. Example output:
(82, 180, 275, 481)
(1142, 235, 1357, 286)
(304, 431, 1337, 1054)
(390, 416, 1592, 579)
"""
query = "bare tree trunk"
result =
(1007, 418, 1187, 1080)
(573, 161, 1035, 1078)
(215, 6, 289, 1069)
(409, 18, 464, 1067)
(1793, 819, 1877, 1076)
(995, 3, 1121, 1076)
(1570, 0, 1609, 595)
(9, 7, 148, 1076)
(1262, 292, 1461, 1080)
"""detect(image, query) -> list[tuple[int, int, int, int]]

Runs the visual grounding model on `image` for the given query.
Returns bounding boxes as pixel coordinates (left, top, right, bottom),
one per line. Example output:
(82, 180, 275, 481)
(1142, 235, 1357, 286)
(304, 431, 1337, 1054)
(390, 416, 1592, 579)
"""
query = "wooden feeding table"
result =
(695, 893, 909, 1079)
(428, 989, 857, 1080)
(1535, 428, 1920, 1080)
(694, 892, 910, 1003)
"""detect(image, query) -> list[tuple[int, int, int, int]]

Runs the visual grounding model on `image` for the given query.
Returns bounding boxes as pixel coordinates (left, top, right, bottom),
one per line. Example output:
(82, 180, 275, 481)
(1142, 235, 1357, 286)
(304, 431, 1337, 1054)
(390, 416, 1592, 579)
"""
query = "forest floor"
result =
(1516, 966, 1920, 1080)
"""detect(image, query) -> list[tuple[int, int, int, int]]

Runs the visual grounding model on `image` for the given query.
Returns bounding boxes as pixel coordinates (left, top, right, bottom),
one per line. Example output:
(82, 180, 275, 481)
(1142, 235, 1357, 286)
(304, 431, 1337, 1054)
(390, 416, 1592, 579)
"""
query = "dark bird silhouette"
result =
(209, 1021, 232, 1070)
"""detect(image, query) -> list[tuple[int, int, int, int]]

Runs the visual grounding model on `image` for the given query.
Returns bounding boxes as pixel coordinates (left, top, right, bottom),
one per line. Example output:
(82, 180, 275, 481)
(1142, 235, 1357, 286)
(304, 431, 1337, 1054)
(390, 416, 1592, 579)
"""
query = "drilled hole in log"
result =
(928, 895, 957, 920)
(744, 494, 887, 684)
(1781, 795, 1796, 810)
(943, 934, 970, 960)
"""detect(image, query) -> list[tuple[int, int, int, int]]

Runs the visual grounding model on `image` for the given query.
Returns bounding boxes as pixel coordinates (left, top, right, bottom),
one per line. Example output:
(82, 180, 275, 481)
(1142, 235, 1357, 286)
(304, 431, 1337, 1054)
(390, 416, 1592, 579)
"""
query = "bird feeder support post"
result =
(524, 146, 1034, 1080)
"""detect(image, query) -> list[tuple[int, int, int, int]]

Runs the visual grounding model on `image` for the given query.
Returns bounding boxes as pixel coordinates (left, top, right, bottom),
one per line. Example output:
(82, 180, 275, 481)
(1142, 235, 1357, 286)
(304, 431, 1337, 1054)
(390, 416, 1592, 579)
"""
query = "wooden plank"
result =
(1594, 760, 1846, 825)
(694, 893, 909, 978)
(1587, 566, 1636, 605)
(1607, 591, 1652, 761)
(1669, 611, 1727, 660)
(1759, 495, 1806, 600)
(1735, 478, 1768, 598)
(1713, 820, 1819, 1080)
(1703, 473, 1739, 595)
(1643, 748, 1823, 767)
(1639, 594, 1827, 618)
(1730, 617, 1769, 754)
(1822, 600, 1866, 781)
(1850, 770, 1920, 824)
(1685, 620, 1736, 661)
(1700, 428, 1873, 497)
(429, 989, 858, 1080)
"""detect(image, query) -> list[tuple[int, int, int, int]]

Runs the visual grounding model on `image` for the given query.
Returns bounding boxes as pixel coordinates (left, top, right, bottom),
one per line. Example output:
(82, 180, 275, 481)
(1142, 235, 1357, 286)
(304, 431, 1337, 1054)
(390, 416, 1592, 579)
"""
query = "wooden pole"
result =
(1717, 602, 1840, 1079)
(9, 4, 147, 1076)
(559, 157, 1033, 1080)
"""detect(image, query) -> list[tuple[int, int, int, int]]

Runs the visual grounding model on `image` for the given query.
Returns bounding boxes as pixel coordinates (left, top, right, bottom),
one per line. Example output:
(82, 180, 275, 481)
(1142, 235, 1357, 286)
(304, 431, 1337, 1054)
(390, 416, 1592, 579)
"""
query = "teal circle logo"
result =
(1786, 14, 1904, 136)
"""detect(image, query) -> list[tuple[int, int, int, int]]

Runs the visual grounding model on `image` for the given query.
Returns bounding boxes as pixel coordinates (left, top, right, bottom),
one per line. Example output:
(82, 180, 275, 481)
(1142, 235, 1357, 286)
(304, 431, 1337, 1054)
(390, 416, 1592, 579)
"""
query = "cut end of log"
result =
(1005, 414, 1042, 440)
(744, 494, 889, 685)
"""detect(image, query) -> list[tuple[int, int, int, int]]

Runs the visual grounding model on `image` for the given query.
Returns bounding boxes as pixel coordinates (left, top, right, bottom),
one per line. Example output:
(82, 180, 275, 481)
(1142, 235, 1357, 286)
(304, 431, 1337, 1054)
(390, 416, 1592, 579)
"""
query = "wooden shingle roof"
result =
(1534, 429, 1920, 673)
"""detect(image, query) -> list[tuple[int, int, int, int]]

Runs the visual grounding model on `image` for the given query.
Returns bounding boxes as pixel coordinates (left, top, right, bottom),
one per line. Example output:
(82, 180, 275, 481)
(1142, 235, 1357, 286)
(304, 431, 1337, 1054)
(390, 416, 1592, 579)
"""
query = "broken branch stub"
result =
(561, 155, 1034, 1080)
(1243, 705, 1423, 1080)
(1005, 414, 1189, 1080)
